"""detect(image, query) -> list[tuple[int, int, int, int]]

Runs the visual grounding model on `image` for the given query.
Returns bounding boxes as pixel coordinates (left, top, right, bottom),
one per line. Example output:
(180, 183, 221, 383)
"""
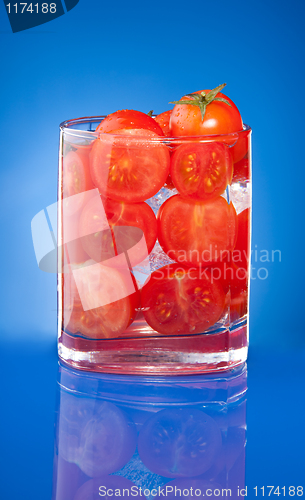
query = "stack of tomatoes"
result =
(62, 85, 250, 339)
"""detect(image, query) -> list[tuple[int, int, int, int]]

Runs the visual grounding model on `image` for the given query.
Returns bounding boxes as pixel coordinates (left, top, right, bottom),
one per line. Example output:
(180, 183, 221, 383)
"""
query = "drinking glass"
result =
(58, 117, 251, 374)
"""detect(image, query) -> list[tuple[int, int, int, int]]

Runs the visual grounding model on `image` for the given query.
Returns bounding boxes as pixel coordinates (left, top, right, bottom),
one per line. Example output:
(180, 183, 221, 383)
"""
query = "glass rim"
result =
(60, 115, 251, 143)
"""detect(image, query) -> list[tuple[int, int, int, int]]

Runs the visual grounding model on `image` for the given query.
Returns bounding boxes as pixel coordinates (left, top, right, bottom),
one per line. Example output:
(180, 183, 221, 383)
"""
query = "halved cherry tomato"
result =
(141, 264, 226, 335)
(158, 195, 237, 266)
(90, 129, 170, 203)
(96, 109, 164, 136)
(232, 208, 250, 271)
(63, 151, 95, 216)
(205, 261, 248, 321)
(79, 195, 157, 268)
(170, 89, 243, 137)
(233, 156, 250, 182)
(170, 143, 233, 201)
(63, 261, 139, 339)
(154, 110, 172, 137)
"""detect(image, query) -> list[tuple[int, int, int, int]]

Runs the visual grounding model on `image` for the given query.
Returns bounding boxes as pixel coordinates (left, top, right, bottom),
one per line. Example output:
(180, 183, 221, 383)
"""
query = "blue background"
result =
(0, 1, 304, 498)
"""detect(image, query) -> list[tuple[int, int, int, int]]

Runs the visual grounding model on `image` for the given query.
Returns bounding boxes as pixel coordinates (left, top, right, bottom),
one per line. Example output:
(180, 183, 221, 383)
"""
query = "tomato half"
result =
(63, 261, 139, 339)
(79, 195, 157, 268)
(233, 156, 250, 182)
(96, 109, 164, 136)
(63, 150, 95, 216)
(155, 110, 172, 137)
(141, 264, 226, 335)
(158, 195, 237, 266)
(170, 143, 233, 201)
(90, 129, 170, 202)
(232, 208, 250, 271)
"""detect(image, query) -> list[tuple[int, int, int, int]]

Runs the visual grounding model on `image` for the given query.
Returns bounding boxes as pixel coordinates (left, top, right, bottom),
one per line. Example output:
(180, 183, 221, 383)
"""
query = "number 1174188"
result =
(253, 486, 303, 496)
(6, 3, 57, 13)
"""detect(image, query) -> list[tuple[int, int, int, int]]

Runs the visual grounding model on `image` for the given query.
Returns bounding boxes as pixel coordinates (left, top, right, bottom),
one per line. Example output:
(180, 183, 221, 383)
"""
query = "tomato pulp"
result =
(141, 264, 226, 335)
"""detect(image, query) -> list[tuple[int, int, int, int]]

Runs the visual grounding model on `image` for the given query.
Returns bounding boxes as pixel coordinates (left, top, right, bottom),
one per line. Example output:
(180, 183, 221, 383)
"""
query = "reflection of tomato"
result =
(78, 402, 137, 477)
(155, 110, 172, 137)
(63, 262, 139, 339)
(158, 195, 237, 266)
(74, 476, 136, 500)
(63, 151, 94, 215)
(170, 143, 233, 201)
(96, 109, 164, 135)
(170, 88, 243, 137)
(141, 264, 226, 335)
(90, 130, 170, 202)
(79, 196, 157, 268)
(138, 408, 222, 477)
(231, 127, 250, 164)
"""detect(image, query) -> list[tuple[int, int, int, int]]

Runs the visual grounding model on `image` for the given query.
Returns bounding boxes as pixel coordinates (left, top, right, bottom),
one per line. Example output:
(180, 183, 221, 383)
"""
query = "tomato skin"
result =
(170, 142, 233, 201)
(155, 110, 172, 137)
(96, 109, 164, 136)
(232, 208, 250, 271)
(89, 130, 170, 203)
(170, 90, 243, 137)
(233, 156, 250, 182)
(63, 261, 140, 339)
(63, 151, 95, 216)
(79, 195, 157, 268)
(141, 264, 226, 335)
(158, 195, 237, 267)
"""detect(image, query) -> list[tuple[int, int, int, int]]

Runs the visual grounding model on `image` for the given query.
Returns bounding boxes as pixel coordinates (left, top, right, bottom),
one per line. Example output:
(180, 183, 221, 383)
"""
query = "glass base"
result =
(58, 324, 248, 375)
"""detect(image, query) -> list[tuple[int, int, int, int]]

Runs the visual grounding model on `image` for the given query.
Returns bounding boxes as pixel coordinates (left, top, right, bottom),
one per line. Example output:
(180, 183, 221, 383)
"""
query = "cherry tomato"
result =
(158, 195, 237, 266)
(141, 264, 226, 335)
(77, 402, 137, 477)
(232, 208, 250, 271)
(170, 89, 243, 137)
(155, 110, 172, 137)
(231, 127, 250, 164)
(138, 408, 222, 477)
(96, 109, 164, 136)
(79, 195, 157, 268)
(233, 156, 250, 182)
(90, 129, 170, 203)
(170, 143, 233, 201)
(63, 150, 95, 216)
(63, 261, 139, 339)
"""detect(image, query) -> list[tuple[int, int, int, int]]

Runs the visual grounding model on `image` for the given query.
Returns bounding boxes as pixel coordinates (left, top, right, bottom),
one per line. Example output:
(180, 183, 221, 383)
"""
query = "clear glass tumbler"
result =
(58, 117, 251, 374)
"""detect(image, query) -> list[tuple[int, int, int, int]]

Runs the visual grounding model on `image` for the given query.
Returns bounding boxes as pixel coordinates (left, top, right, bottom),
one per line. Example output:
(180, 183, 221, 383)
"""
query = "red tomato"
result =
(170, 88, 243, 137)
(233, 156, 250, 182)
(96, 109, 164, 136)
(231, 127, 250, 164)
(63, 262, 139, 339)
(79, 195, 157, 268)
(141, 264, 226, 335)
(90, 129, 170, 203)
(155, 110, 172, 137)
(63, 151, 95, 215)
(158, 195, 237, 266)
(170, 143, 233, 201)
(206, 261, 248, 321)
(232, 208, 250, 271)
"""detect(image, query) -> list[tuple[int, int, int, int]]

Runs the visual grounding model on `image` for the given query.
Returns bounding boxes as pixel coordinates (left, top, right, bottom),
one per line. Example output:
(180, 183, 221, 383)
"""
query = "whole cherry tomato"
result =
(169, 84, 243, 137)
(96, 109, 164, 136)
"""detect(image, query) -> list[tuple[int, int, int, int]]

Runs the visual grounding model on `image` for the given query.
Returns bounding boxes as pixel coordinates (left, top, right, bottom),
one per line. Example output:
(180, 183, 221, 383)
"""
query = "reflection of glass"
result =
(52, 363, 247, 500)
(58, 117, 251, 374)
